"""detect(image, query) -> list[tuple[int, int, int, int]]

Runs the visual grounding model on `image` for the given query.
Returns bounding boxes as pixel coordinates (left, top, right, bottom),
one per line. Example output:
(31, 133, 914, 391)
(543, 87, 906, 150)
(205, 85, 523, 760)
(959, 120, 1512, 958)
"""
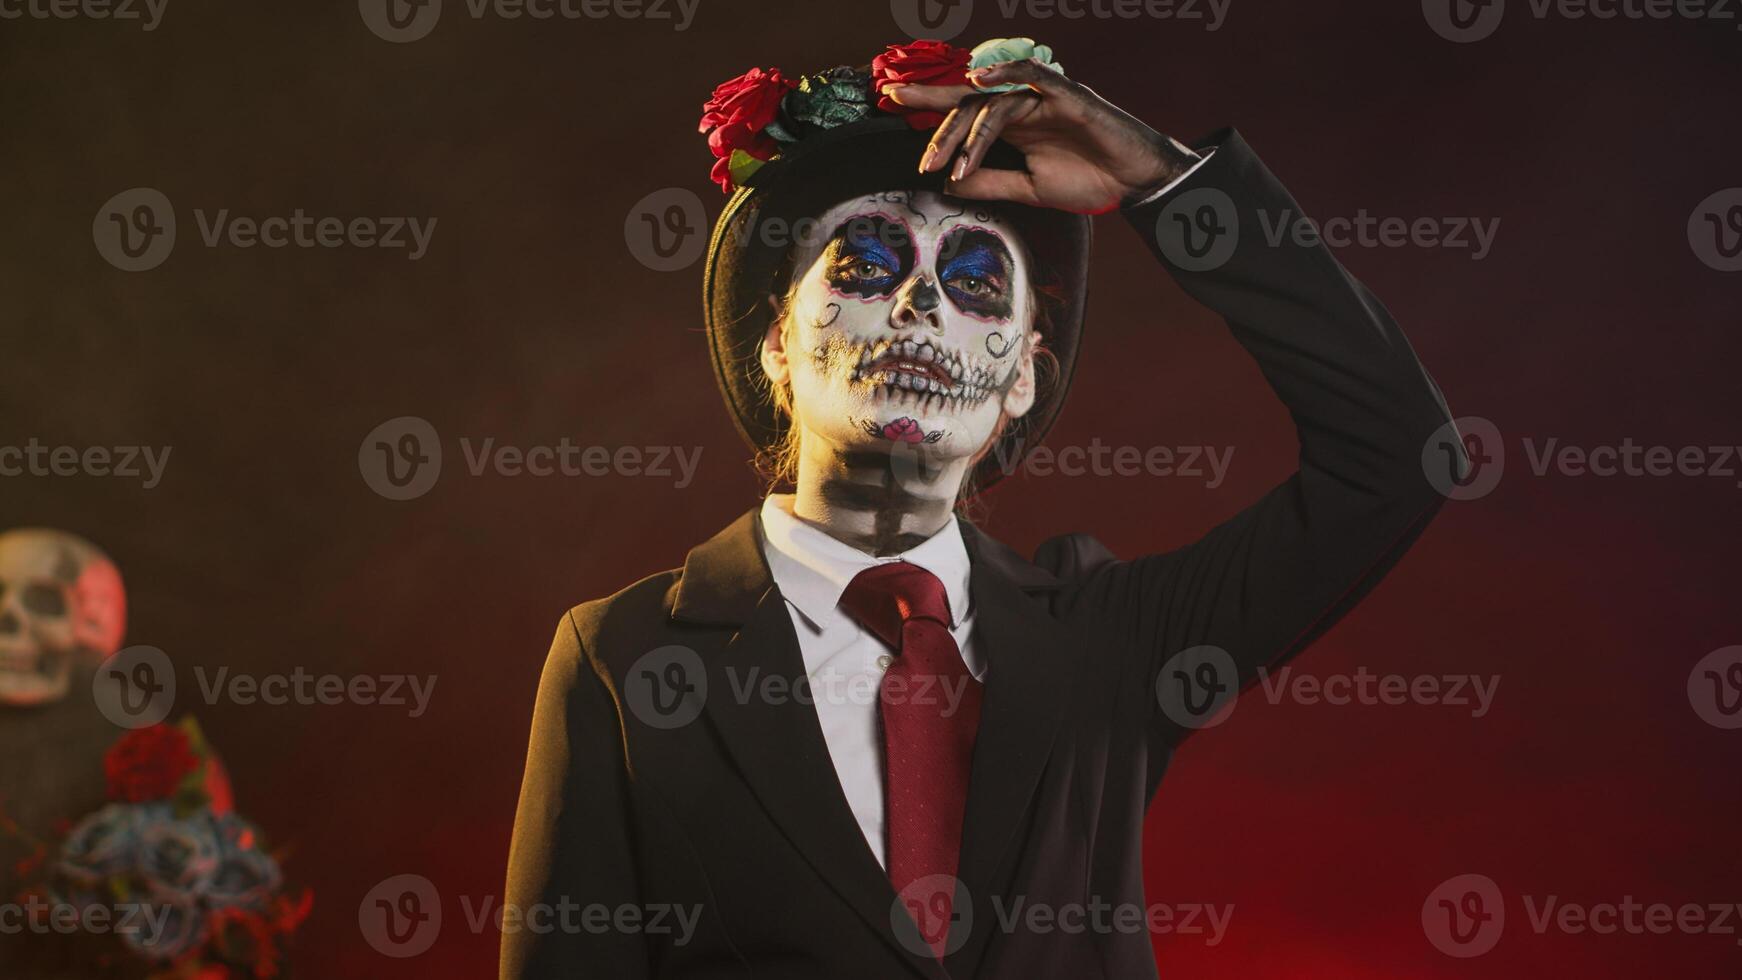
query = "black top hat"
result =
(702, 93, 1091, 496)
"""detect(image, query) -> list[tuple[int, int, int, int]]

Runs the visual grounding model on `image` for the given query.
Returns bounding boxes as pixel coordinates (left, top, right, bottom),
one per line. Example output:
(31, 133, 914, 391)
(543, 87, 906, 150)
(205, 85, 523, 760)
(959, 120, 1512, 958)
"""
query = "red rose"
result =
(104, 723, 200, 803)
(698, 66, 795, 192)
(871, 40, 972, 129)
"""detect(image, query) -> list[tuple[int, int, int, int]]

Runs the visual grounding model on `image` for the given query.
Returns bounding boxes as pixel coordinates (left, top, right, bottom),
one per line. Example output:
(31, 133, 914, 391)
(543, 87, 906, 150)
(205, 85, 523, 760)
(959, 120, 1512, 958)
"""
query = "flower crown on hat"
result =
(697, 38, 1065, 194)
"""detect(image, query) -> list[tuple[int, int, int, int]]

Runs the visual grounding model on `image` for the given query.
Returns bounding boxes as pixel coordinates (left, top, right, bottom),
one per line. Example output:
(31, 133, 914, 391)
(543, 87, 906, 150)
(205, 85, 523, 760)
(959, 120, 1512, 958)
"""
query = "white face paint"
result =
(765, 190, 1040, 465)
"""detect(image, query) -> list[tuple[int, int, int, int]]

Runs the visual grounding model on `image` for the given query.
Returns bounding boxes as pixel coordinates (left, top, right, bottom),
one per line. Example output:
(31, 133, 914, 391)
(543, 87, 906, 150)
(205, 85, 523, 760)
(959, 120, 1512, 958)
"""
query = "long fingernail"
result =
(920, 144, 938, 173)
(952, 155, 969, 181)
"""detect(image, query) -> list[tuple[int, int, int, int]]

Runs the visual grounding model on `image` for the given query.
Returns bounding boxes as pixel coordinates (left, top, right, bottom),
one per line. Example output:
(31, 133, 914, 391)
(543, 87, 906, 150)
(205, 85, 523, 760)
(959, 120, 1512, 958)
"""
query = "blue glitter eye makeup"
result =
(825, 215, 914, 299)
(938, 229, 1014, 320)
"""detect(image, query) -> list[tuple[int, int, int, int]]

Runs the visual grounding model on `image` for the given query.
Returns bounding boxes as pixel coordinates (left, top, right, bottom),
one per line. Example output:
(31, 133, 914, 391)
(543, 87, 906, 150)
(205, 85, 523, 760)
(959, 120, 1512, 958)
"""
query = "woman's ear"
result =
(759, 293, 790, 385)
(999, 329, 1043, 419)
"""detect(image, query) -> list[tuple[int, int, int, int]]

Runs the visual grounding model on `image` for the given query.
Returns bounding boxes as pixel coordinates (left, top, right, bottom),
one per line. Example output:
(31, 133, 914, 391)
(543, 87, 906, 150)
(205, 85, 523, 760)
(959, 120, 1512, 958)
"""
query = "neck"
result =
(789, 426, 969, 557)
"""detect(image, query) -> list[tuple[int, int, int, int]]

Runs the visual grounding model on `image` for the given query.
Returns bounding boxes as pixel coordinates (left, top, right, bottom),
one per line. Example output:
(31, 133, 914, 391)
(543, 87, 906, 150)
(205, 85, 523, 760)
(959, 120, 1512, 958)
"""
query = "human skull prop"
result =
(0, 529, 127, 706)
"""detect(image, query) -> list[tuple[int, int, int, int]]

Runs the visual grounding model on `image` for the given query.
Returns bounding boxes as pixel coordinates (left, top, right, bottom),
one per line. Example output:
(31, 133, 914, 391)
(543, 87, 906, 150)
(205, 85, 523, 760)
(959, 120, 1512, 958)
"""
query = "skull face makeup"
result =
(762, 190, 1041, 478)
(0, 529, 127, 707)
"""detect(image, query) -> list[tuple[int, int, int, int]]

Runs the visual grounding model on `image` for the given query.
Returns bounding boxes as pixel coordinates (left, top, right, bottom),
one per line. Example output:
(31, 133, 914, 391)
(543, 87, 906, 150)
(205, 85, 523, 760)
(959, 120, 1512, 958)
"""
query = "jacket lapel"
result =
(672, 510, 948, 980)
(948, 522, 1073, 980)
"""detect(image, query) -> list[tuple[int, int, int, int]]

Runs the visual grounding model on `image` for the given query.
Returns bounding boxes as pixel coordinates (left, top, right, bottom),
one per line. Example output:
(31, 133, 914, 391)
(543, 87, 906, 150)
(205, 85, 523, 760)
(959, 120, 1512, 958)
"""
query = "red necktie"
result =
(838, 560, 983, 959)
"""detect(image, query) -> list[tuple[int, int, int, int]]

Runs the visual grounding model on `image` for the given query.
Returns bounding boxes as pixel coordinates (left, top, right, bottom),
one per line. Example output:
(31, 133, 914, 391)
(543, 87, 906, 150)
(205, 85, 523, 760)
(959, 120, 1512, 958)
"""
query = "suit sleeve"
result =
(1048, 129, 1466, 777)
(501, 613, 649, 978)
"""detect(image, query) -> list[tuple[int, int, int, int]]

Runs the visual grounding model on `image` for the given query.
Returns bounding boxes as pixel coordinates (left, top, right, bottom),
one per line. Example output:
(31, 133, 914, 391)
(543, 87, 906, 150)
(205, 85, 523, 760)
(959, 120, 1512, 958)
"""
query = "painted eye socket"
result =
(21, 583, 67, 616)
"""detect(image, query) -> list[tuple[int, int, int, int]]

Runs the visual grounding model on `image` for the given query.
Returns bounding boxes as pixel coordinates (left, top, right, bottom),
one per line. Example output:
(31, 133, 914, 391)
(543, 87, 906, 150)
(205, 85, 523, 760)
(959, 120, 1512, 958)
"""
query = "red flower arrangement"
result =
(871, 40, 973, 129)
(696, 38, 1055, 193)
(697, 66, 795, 193)
(1, 718, 310, 979)
(105, 724, 202, 804)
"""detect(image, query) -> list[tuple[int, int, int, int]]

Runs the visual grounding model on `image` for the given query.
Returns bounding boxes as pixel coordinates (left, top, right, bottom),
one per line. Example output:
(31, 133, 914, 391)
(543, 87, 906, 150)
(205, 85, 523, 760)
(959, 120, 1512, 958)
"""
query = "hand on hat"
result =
(885, 58, 1199, 215)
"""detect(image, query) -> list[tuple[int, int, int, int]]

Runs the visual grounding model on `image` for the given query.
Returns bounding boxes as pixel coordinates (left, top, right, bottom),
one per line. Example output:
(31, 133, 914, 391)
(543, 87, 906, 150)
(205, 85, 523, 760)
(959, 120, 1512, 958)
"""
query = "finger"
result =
(955, 93, 1037, 180)
(920, 93, 991, 174)
(882, 83, 979, 111)
(944, 168, 1041, 206)
(967, 57, 1076, 98)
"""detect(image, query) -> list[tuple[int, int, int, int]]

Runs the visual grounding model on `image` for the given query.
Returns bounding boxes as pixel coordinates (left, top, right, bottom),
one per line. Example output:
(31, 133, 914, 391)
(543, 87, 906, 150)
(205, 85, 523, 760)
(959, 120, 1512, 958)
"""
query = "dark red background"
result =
(4, 0, 1739, 975)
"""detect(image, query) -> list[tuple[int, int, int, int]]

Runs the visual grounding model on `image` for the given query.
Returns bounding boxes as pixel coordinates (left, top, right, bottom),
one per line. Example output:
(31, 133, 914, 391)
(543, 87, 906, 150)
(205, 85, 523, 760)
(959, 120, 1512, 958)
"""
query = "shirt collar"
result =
(757, 493, 972, 631)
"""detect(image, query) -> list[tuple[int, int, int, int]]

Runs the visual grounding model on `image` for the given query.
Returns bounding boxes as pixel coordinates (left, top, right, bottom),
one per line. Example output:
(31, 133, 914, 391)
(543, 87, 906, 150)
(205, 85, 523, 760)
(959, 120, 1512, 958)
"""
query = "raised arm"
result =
(891, 58, 1465, 776)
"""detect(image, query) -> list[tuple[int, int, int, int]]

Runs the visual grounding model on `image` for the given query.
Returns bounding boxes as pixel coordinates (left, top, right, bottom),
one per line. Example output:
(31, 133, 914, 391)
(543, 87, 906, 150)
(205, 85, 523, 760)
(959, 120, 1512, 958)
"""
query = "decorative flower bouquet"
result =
(2, 719, 311, 978)
(699, 37, 1065, 192)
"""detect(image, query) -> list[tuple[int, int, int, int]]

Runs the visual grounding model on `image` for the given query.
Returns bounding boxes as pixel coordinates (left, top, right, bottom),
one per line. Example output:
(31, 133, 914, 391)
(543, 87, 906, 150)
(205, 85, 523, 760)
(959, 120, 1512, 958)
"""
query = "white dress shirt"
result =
(756, 493, 982, 869)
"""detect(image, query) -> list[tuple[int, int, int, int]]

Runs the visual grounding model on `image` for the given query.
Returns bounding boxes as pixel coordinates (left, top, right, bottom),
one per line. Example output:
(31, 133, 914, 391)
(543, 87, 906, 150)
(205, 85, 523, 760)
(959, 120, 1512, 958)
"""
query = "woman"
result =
(504, 37, 1462, 980)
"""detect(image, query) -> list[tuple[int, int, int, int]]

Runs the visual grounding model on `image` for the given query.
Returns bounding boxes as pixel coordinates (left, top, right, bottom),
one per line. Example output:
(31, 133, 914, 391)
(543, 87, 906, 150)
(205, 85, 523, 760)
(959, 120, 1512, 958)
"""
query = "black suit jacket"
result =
(503, 131, 1463, 979)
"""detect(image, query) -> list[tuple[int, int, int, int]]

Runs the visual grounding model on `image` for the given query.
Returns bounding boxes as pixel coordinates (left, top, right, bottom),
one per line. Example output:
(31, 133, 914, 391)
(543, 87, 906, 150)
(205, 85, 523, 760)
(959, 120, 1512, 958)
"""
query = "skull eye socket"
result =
(21, 583, 68, 617)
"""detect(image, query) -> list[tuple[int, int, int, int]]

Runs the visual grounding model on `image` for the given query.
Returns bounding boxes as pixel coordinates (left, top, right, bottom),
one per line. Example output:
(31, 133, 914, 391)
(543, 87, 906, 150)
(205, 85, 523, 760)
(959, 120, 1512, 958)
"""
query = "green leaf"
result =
(727, 149, 767, 186)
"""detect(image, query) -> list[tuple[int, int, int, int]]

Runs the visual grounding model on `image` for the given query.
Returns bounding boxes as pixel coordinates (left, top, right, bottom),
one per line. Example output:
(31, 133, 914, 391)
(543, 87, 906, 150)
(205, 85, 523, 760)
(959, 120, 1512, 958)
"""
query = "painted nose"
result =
(891, 275, 942, 331)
